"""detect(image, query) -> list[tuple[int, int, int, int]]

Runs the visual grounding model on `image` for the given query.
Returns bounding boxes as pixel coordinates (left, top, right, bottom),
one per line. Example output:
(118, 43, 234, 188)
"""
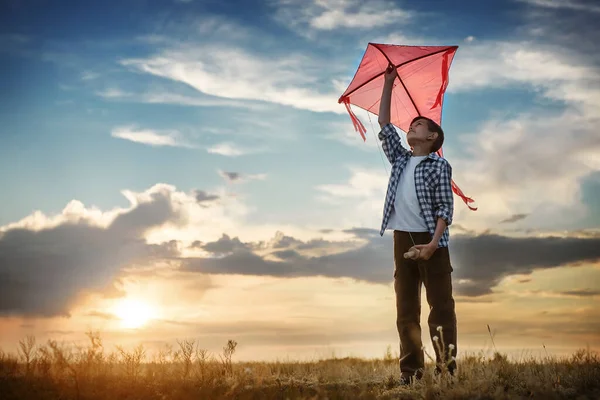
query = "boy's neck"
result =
(411, 144, 431, 157)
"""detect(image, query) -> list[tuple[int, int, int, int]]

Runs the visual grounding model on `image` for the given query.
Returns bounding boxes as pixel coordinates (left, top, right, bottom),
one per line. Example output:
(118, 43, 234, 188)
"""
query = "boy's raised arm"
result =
(378, 64, 408, 163)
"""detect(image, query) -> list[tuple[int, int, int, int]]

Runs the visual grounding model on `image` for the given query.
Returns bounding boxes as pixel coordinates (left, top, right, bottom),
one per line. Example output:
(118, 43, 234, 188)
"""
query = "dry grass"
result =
(1, 331, 599, 399)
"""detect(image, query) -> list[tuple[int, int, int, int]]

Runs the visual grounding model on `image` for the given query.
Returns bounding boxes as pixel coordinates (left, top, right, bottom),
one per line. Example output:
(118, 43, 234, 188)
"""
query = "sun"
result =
(113, 298, 154, 329)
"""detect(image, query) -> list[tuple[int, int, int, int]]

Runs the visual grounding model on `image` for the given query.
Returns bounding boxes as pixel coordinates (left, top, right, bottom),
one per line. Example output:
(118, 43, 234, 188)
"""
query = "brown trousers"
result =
(393, 230, 457, 377)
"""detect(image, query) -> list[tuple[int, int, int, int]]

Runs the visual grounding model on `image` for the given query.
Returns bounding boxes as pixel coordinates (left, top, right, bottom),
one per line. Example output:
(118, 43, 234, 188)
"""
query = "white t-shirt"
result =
(387, 155, 429, 232)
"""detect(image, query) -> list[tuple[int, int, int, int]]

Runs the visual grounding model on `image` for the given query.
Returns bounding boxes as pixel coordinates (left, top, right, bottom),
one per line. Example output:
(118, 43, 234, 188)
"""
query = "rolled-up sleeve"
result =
(378, 123, 409, 164)
(434, 160, 454, 226)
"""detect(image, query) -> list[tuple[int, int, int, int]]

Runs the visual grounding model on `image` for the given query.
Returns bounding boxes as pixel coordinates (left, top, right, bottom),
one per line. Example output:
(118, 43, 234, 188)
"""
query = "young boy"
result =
(378, 65, 457, 384)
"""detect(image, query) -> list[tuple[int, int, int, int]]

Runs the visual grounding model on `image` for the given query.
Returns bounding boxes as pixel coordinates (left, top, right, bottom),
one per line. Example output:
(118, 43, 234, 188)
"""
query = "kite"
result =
(338, 42, 476, 211)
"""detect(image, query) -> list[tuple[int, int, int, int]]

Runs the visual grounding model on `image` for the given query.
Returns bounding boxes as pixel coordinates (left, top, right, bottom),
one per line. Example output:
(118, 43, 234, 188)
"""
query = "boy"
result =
(377, 65, 457, 384)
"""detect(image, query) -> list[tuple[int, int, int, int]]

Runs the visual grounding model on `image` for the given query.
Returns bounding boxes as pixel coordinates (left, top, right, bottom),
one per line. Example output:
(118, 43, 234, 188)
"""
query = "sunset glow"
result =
(112, 299, 155, 330)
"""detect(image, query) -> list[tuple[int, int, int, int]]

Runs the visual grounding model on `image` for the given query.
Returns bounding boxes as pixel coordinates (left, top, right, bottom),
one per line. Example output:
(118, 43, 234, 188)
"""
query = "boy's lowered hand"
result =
(408, 242, 437, 260)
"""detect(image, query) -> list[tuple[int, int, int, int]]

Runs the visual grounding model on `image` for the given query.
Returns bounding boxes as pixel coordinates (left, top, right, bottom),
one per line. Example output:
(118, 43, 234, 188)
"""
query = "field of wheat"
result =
(1, 331, 598, 400)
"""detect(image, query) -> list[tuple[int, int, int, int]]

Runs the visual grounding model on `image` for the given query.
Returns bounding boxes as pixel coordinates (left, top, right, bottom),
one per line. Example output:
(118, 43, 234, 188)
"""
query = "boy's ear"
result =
(427, 132, 438, 141)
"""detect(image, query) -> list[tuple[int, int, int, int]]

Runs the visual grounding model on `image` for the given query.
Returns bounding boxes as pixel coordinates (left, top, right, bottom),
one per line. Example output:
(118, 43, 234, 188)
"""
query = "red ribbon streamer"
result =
(342, 97, 367, 141)
(436, 148, 477, 210)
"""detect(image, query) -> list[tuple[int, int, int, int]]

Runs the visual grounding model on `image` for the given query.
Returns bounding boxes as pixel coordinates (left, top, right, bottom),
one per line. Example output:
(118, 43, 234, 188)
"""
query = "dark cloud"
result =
(559, 289, 600, 297)
(450, 233, 600, 296)
(3, 182, 599, 321)
(0, 189, 179, 317)
(183, 229, 392, 283)
(500, 213, 528, 224)
(216, 170, 265, 184)
(342, 227, 380, 238)
(110, 191, 178, 237)
(271, 249, 304, 262)
(297, 238, 343, 251)
(194, 190, 219, 204)
(218, 171, 241, 183)
(182, 230, 600, 297)
(201, 234, 249, 255)
(269, 232, 345, 252)
(519, 0, 600, 60)
(271, 233, 303, 249)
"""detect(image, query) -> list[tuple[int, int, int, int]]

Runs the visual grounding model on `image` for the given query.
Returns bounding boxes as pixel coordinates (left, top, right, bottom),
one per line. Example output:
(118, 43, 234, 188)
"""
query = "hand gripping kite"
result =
(338, 42, 476, 211)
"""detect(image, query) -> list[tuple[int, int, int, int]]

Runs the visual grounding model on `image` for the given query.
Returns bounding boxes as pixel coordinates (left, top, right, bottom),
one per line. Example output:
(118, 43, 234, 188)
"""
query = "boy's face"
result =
(407, 118, 437, 149)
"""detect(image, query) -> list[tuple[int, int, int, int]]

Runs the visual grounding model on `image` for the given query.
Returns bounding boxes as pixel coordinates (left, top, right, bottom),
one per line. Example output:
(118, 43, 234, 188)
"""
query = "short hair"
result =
(411, 116, 444, 153)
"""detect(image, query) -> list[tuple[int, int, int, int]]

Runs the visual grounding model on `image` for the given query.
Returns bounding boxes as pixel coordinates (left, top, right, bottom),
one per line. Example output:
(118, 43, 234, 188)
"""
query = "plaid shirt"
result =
(378, 123, 454, 247)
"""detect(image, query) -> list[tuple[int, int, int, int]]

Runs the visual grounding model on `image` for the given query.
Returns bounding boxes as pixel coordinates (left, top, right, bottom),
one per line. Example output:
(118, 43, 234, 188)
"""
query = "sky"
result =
(1, 0, 599, 362)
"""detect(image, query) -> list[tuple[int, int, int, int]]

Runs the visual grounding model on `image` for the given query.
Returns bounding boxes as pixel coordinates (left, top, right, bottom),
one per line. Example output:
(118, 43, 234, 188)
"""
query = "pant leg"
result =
(419, 245, 457, 373)
(393, 231, 424, 376)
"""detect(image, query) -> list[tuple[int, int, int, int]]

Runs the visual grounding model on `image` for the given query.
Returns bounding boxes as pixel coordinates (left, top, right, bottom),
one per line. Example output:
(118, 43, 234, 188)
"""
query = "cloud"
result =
(219, 171, 241, 183)
(196, 234, 250, 256)
(81, 71, 100, 81)
(2, 180, 599, 320)
(108, 122, 267, 158)
(314, 167, 389, 228)
(181, 228, 600, 297)
(207, 142, 261, 157)
(218, 170, 267, 183)
(316, 168, 387, 201)
(97, 88, 130, 98)
(516, 0, 600, 13)
(500, 213, 529, 224)
(111, 125, 196, 148)
(0, 34, 30, 44)
(322, 120, 384, 150)
(449, 40, 600, 107)
(120, 45, 344, 114)
(182, 228, 390, 283)
(0, 185, 181, 317)
(451, 107, 600, 232)
(194, 190, 220, 204)
(97, 87, 265, 110)
(558, 289, 600, 297)
(273, 0, 412, 33)
(450, 233, 600, 296)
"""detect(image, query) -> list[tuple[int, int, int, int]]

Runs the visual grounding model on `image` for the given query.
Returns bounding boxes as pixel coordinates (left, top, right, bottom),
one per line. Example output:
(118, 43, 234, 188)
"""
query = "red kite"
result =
(338, 42, 476, 211)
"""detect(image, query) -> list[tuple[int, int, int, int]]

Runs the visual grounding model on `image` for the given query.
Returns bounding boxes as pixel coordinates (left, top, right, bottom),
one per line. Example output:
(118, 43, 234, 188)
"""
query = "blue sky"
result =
(1, 0, 577, 225)
(1, 0, 599, 359)
(1, 0, 595, 225)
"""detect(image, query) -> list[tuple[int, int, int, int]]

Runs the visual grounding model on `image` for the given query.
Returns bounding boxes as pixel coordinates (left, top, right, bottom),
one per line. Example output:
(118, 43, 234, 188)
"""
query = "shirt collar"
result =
(409, 151, 440, 161)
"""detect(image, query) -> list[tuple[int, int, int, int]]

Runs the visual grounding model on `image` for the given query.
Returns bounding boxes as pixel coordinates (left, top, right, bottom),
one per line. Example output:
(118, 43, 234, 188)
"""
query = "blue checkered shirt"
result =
(378, 123, 454, 247)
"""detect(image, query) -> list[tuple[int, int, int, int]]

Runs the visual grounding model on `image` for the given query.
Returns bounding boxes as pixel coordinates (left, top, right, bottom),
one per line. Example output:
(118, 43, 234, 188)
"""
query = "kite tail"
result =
(436, 148, 477, 211)
(452, 180, 477, 210)
(342, 97, 367, 141)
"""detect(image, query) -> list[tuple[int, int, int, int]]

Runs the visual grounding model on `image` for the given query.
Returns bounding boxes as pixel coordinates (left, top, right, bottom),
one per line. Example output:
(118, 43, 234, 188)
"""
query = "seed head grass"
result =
(0, 330, 598, 399)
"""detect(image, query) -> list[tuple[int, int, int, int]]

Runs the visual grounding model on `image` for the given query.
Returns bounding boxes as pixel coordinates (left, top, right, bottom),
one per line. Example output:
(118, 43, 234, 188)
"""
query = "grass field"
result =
(1, 332, 599, 399)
